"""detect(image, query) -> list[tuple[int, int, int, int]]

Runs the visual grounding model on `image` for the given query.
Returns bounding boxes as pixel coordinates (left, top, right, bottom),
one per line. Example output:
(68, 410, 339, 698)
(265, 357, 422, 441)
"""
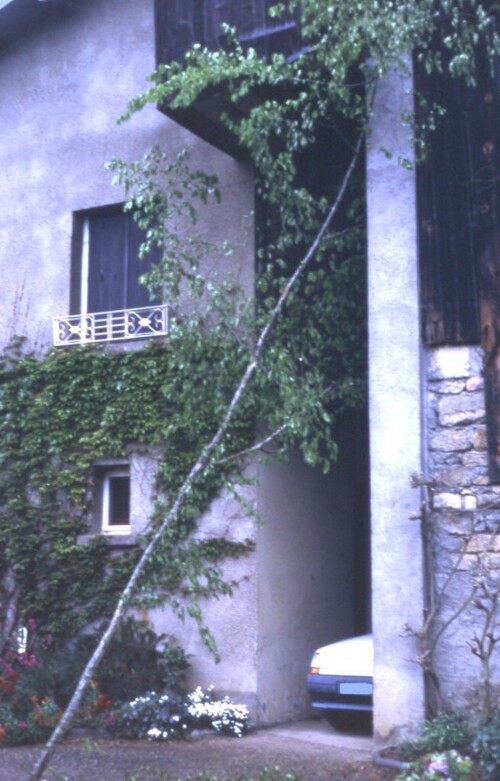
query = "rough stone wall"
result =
(426, 345, 500, 713)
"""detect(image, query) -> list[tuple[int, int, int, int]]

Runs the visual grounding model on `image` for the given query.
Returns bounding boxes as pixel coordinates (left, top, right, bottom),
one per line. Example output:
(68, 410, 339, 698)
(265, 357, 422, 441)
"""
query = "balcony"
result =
(155, 0, 303, 157)
(53, 305, 169, 347)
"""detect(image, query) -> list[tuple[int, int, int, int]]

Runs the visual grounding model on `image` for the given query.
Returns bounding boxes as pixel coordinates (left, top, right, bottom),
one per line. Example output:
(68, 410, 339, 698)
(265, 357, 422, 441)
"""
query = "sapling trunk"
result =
(28, 126, 365, 781)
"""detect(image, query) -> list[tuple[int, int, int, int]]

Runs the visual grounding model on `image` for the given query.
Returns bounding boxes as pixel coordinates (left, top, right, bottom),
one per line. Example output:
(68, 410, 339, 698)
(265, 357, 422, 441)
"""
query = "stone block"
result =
(485, 552, 500, 571)
(429, 429, 471, 452)
(431, 380, 466, 395)
(477, 493, 500, 509)
(466, 376, 484, 392)
(433, 492, 462, 510)
(456, 553, 479, 571)
(427, 345, 483, 381)
(473, 428, 488, 451)
(438, 392, 485, 427)
(473, 475, 492, 485)
(474, 510, 500, 530)
(462, 450, 488, 468)
(465, 534, 500, 554)
(430, 510, 473, 534)
(433, 466, 479, 487)
(463, 494, 478, 511)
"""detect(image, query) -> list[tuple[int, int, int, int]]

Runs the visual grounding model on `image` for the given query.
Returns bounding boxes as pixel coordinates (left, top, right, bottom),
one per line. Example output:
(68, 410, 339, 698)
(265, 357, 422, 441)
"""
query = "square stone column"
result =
(367, 65, 426, 742)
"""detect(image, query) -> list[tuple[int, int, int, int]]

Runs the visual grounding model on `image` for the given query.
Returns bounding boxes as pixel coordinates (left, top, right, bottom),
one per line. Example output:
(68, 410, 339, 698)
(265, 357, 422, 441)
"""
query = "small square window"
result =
(100, 466, 130, 535)
(77, 455, 157, 546)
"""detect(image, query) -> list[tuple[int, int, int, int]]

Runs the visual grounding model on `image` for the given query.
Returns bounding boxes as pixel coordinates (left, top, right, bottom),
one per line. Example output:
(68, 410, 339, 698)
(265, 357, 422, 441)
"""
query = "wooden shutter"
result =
(417, 53, 500, 480)
(126, 217, 159, 308)
(86, 212, 159, 313)
(416, 67, 481, 346)
(87, 212, 127, 313)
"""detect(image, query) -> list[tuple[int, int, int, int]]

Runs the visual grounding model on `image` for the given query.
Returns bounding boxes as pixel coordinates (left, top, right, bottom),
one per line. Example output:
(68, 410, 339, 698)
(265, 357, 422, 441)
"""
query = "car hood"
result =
(309, 633, 373, 677)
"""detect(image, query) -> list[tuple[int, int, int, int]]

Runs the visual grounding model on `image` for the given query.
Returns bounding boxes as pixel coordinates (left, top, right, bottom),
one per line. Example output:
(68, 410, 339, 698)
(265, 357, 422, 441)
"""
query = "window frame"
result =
(101, 467, 131, 536)
(70, 206, 161, 317)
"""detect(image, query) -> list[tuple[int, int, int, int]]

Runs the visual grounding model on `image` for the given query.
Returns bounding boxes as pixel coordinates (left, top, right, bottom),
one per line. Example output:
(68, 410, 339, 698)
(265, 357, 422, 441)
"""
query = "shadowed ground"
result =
(0, 719, 398, 781)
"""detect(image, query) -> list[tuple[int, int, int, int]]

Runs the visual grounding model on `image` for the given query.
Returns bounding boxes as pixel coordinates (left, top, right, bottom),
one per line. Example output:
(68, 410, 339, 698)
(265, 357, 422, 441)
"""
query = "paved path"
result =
(0, 720, 394, 781)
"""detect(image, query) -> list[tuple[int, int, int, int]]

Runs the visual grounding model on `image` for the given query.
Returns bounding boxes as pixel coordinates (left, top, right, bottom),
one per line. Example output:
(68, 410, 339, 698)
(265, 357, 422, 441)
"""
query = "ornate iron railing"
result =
(53, 305, 169, 346)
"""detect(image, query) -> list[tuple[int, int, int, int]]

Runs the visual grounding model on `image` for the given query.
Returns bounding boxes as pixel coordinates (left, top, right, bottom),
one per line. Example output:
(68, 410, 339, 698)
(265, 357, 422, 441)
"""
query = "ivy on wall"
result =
(0, 332, 256, 642)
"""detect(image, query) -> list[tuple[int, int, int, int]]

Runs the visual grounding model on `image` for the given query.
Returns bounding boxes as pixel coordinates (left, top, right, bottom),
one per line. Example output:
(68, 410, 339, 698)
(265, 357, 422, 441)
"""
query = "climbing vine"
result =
(0, 329, 257, 643)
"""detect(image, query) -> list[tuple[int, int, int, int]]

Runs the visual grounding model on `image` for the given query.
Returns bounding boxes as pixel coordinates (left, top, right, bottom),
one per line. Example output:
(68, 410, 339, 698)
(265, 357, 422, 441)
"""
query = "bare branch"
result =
(215, 421, 290, 465)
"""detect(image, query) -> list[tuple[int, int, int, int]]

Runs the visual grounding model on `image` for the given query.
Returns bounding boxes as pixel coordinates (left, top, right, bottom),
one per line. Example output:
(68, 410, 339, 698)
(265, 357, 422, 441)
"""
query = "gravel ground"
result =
(0, 720, 399, 781)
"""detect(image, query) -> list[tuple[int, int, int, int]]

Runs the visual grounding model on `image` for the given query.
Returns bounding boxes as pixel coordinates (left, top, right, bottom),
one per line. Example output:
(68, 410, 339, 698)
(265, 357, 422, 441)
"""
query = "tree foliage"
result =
(0, 335, 255, 642)
(116, 0, 500, 469)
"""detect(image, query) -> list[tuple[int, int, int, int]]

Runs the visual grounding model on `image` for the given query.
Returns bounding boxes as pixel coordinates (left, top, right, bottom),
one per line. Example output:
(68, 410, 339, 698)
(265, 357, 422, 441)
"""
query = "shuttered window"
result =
(71, 210, 160, 316)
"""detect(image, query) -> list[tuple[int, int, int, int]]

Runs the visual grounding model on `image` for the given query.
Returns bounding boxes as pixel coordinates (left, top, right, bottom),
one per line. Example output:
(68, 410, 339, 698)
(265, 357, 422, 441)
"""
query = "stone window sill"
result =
(77, 533, 139, 547)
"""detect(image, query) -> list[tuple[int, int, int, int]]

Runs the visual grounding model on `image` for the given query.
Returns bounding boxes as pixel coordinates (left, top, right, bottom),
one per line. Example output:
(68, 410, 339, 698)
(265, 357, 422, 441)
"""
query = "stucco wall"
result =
(0, 0, 253, 353)
(149, 409, 369, 728)
(146, 474, 260, 716)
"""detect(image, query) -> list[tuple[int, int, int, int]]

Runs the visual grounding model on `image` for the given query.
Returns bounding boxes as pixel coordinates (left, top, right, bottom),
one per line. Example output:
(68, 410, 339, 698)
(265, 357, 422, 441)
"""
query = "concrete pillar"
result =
(366, 66, 426, 742)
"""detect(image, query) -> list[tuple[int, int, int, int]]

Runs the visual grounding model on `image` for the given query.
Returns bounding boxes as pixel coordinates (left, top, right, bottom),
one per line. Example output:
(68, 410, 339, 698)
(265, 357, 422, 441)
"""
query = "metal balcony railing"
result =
(53, 304, 169, 346)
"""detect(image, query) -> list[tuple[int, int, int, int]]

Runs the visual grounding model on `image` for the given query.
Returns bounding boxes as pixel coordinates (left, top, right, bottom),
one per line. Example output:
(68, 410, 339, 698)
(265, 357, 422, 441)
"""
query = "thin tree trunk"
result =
(29, 130, 365, 781)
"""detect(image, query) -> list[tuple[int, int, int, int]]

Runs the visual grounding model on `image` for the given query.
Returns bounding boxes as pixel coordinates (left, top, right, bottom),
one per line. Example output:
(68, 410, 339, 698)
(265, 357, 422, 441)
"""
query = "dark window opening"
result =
(93, 464, 131, 535)
(106, 474, 130, 528)
(70, 209, 161, 316)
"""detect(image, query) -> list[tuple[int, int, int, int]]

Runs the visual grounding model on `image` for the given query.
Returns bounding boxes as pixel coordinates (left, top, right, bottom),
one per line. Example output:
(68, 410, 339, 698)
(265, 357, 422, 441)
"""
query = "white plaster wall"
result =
(367, 68, 426, 742)
(0, 0, 254, 352)
(0, 0, 260, 713)
(146, 411, 369, 727)
(255, 410, 370, 725)
(146, 476, 260, 717)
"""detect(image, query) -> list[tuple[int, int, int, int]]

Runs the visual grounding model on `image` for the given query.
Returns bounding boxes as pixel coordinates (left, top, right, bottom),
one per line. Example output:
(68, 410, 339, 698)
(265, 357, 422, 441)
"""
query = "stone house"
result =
(1, 0, 499, 745)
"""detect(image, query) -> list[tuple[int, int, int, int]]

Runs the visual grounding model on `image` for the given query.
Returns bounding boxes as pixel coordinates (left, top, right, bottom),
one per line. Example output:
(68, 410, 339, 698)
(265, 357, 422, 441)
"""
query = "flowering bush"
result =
(0, 621, 117, 745)
(109, 691, 191, 740)
(0, 619, 61, 746)
(397, 750, 474, 781)
(0, 617, 189, 746)
(110, 686, 249, 741)
(186, 686, 249, 737)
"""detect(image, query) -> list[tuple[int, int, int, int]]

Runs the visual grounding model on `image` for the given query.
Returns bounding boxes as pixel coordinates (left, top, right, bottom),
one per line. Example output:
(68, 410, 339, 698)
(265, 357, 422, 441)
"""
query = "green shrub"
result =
(398, 710, 500, 780)
(0, 616, 189, 745)
(397, 750, 474, 781)
(53, 617, 189, 707)
(420, 711, 471, 754)
(0, 619, 61, 746)
(400, 711, 471, 760)
(472, 711, 500, 779)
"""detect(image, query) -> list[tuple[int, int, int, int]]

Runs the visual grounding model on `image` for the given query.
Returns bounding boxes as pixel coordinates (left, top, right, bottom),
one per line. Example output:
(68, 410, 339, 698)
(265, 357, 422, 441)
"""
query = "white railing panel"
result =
(53, 305, 169, 346)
